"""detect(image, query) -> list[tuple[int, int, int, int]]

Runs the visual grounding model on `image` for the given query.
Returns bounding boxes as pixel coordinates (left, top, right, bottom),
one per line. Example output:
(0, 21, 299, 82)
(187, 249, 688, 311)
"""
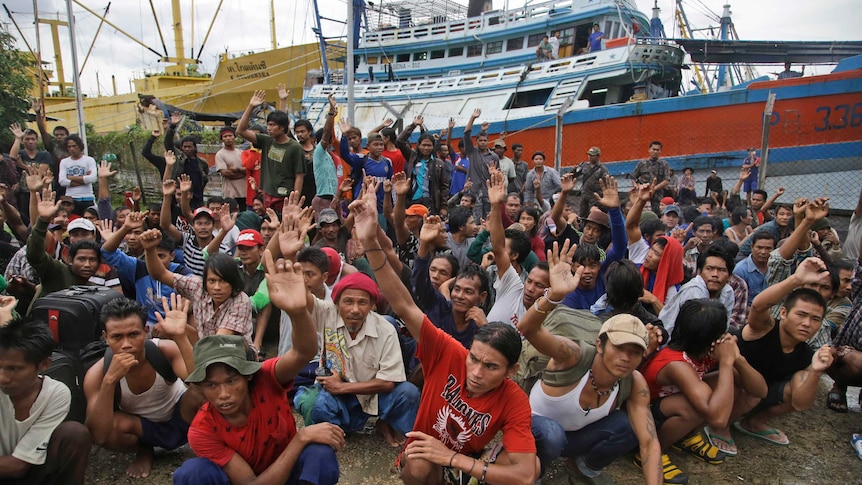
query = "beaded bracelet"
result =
(543, 287, 564, 305)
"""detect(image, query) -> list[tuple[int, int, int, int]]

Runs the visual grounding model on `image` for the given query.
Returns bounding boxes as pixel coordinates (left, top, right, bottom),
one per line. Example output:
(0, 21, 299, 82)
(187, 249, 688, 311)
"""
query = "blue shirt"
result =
(101, 248, 192, 323)
(312, 144, 338, 197)
(450, 154, 468, 195)
(589, 31, 604, 52)
(733, 255, 768, 303)
(411, 254, 475, 349)
(562, 207, 627, 309)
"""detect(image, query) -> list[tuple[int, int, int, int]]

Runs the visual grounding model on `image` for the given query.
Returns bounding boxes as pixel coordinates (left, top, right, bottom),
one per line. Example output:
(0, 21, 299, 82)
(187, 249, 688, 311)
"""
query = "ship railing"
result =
(362, 0, 613, 47)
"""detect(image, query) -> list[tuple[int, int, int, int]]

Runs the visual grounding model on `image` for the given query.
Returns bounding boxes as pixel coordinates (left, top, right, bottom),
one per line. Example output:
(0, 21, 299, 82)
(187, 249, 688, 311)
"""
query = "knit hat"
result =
(331, 272, 379, 304)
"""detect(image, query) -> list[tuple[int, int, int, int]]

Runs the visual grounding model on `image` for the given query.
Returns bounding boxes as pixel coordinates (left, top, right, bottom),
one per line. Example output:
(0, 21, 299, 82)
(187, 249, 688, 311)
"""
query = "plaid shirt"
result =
(766, 245, 815, 319)
(728, 274, 749, 331)
(174, 274, 254, 349)
(833, 262, 862, 350)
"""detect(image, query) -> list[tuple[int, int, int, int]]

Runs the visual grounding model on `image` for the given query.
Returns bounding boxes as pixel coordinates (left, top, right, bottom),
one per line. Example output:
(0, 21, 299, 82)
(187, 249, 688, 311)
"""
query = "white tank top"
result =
(529, 371, 619, 431)
(118, 343, 186, 422)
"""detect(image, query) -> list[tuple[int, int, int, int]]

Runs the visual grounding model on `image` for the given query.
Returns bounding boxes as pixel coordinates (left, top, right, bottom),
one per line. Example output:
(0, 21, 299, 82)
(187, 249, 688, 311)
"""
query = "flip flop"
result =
(827, 388, 848, 413)
(704, 426, 737, 456)
(733, 421, 789, 446)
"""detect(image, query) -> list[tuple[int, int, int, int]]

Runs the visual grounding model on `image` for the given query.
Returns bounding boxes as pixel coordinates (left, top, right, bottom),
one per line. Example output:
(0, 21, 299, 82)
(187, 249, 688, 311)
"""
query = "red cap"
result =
(192, 207, 214, 220)
(660, 196, 675, 206)
(321, 247, 342, 286)
(235, 229, 264, 247)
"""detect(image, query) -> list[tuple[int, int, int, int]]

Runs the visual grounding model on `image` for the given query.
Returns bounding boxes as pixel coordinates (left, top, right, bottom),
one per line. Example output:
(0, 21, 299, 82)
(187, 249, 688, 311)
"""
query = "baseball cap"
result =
(67, 218, 96, 233)
(192, 207, 214, 220)
(660, 196, 675, 206)
(639, 210, 658, 223)
(321, 247, 342, 285)
(711, 170, 717, 174)
(599, 314, 649, 351)
(587, 147, 601, 156)
(235, 229, 264, 247)
(318, 208, 340, 225)
(185, 335, 261, 383)
(366, 132, 383, 143)
(405, 204, 429, 217)
(493, 140, 507, 149)
(662, 205, 681, 216)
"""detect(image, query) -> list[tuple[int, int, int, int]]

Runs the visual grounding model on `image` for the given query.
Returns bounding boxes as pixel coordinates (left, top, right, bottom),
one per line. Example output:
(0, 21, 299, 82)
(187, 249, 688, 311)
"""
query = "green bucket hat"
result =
(185, 335, 261, 383)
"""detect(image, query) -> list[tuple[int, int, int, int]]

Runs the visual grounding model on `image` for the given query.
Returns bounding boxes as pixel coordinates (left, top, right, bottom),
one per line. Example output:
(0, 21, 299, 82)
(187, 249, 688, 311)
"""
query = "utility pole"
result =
(66, 0, 87, 151)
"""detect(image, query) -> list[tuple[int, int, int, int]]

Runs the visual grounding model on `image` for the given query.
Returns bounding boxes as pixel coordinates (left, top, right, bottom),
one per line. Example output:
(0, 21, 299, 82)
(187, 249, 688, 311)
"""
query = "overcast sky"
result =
(5, 0, 855, 95)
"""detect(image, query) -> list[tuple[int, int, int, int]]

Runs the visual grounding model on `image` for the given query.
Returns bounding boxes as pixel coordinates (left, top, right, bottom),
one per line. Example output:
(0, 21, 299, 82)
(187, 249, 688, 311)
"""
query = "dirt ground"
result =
(85, 375, 862, 484)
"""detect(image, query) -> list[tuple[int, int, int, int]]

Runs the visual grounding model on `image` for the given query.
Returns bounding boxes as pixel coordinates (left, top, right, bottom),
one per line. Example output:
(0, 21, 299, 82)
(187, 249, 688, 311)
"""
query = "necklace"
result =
(588, 370, 620, 407)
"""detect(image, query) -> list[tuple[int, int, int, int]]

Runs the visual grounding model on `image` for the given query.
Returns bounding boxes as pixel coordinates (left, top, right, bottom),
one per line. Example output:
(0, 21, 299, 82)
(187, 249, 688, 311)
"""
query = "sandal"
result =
(704, 426, 737, 457)
(827, 387, 848, 413)
(732, 421, 789, 446)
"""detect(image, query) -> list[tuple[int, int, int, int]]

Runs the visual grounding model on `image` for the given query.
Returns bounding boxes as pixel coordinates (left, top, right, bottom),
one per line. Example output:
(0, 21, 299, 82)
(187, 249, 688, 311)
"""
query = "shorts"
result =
(139, 397, 190, 450)
(396, 443, 503, 485)
(743, 179, 757, 192)
(650, 396, 670, 431)
(263, 193, 285, 212)
(749, 379, 790, 415)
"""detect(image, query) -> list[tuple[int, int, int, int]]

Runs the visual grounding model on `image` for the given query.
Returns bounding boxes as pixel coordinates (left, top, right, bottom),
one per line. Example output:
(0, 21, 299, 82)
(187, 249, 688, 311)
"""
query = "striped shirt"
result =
(181, 232, 207, 277)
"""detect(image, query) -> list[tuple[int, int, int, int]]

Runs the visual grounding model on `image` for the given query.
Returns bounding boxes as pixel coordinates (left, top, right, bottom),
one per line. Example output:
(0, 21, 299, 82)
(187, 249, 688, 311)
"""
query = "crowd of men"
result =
(1, 89, 861, 485)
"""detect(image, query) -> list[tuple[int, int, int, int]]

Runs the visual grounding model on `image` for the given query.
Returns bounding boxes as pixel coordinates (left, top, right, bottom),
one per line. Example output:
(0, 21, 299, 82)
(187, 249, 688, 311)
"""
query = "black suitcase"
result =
(44, 350, 87, 423)
(30, 286, 124, 355)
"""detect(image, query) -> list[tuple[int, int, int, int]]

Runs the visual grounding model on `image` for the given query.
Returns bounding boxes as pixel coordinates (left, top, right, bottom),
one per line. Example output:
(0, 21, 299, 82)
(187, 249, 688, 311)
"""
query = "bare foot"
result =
(126, 447, 155, 478)
(376, 420, 406, 448)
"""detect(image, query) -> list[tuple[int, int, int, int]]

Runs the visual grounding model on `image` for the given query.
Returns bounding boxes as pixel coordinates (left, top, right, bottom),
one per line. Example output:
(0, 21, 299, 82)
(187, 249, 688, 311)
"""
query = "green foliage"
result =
(0, 30, 34, 149)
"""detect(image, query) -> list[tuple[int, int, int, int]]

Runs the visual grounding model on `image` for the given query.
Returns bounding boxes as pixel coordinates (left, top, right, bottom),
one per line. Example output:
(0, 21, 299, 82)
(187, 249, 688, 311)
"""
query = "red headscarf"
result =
(641, 236, 684, 304)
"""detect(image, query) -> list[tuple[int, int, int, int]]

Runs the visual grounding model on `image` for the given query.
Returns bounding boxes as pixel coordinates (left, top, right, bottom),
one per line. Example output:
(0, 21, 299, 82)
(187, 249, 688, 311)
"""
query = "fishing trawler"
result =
(302, 0, 862, 209)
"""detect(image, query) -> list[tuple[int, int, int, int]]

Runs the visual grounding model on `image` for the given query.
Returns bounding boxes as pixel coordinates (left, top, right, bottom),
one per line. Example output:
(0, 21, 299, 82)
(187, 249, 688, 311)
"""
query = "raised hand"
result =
(153, 293, 190, 338)
(738, 166, 751, 181)
(560, 173, 575, 193)
(360, 176, 381, 204)
(8, 123, 24, 139)
(413, 115, 424, 126)
(250, 90, 266, 107)
(31, 98, 43, 114)
(151, 128, 161, 137)
(327, 93, 337, 110)
(419, 215, 444, 246)
(264, 208, 280, 228)
(96, 219, 116, 241)
(392, 172, 410, 197)
(35, 188, 60, 221)
(471, 108, 481, 119)
(164, 150, 176, 166)
(775, 187, 786, 197)
(123, 211, 146, 231)
(462, 178, 473, 193)
(170, 111, 182, 125)
(636, 180, 656, 203)
(339, 177, 354, 194)
(546, 240, 581, 300)
(348, 195, 380, 244)
(480, 121, 490, 132)
(295, 206, 317, 237)
(217, 204, 236, 233)
(595, 176, 620, 209)
(805, 197, 830, 222)
(383, 178, 392, 194)
(132, 186, 142, 202)
(448, 117, 456, 130)
(282, 190, 305, 221)
(487, 170, 507, 205)
(793, 257, 829, 286)
(139, 228, 163, 250)
(792, 197, 808, 219)
(382, 118, 393, 127)
(178, 174, 192, 193)
(338, 120, 352, 134)
(25, 167, 47, 193)
(277, 83, 290, 100)
(98, 160, 117, 178)
(248, 176, 257, 192)
(277, 214, 309, 259)
(162, 179, 176, 197)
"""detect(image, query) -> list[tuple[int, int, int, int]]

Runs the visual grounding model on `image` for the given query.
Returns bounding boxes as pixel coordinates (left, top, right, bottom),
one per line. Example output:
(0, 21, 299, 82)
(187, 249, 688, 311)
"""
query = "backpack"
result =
(514, 306, 632, 407)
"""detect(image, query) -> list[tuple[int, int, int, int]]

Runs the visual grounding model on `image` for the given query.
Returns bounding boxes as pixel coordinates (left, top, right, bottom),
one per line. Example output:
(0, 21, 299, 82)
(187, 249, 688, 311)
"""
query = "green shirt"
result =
(254, 134, 305, 197)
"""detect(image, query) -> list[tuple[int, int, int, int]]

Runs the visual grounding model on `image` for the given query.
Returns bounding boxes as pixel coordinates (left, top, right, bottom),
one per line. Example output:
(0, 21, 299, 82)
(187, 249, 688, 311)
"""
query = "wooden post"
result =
(554, 97, 574, 171)
(758, 92, 776, 189)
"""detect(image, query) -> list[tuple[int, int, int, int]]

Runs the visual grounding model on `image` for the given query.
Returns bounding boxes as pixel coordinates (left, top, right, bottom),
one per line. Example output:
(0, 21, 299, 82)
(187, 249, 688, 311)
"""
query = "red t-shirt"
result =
(241, 148, 262, 207)
(640, 347, 715, 401)
(412, 316, 535, 455)
(383, 148, 406, 174)
(188, 359, 296, 475)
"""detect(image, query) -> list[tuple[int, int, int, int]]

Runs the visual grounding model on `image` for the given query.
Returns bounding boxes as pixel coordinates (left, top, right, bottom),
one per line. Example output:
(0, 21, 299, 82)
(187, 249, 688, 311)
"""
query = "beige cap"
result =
(599, 314, 648, 351)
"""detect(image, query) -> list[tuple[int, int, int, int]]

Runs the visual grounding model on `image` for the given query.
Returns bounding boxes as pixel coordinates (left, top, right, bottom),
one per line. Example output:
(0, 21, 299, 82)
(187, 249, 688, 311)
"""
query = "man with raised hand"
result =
(173, 250, 343, 485)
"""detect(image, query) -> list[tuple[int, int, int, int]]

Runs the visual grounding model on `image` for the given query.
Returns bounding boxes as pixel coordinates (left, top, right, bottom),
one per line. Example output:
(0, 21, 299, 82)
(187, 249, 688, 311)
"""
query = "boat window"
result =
(414, 52, 428, 61)
(449, 46, 464, 57)
(503, 87, 554, 109)
(431, 49, 445, 59)
(396, 53, 410, 62)
(507, 37, 524, 51)
(527, 33, 545, 48)
(467, 44, 483, 57)
(366, 56, 378, 65)
(486, 41, 503, 55)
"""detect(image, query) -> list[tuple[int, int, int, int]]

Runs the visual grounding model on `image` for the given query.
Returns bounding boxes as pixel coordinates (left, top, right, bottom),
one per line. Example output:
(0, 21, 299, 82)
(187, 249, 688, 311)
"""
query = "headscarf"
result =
(641, 236, 684, 304)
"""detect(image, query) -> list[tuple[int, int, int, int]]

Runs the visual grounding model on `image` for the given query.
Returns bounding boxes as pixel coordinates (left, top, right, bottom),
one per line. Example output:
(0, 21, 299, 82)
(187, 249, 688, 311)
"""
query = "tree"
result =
(0, 29, 34, 150)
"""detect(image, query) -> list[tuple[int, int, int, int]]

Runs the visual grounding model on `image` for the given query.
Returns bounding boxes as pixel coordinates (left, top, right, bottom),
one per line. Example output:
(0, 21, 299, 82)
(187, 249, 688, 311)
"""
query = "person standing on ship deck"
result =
(462, 109, 499, 223)
(632, 141, 671, 214)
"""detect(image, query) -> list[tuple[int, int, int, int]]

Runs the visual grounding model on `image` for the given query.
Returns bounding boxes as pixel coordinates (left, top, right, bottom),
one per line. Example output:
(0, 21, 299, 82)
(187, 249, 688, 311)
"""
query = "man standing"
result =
(294, 120, 317, 207)
(0, 315, 92, 485)
(632, 141, 671, 213)
(493, 140, 516, 189)
(777, 62, 804, 79)
(215, 127, 247, 211)
(463, 109, 499, 222)
(548, 31, 561, 59)
(573, 146, 609, 219)
(237, 90, 305, 212)
(510, 143, 528, 195)
(742, 148, 760, 206)
(589, 24, 604, 52)
(164, 113, 209, 209)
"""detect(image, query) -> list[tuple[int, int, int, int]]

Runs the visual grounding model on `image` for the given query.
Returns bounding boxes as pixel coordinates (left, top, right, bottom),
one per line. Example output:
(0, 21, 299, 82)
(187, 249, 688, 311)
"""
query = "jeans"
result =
(173, 443, 339, 485)
(297, 381, 420, 435)
(531, 410, 638, 476)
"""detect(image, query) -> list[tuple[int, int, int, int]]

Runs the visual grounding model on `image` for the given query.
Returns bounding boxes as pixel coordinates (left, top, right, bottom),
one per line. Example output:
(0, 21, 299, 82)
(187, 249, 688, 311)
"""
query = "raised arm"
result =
(595, 176, 626, 263)
(627, 181, 654, 246)
(31, 100, 55, 155)
(396, 116, 422, 160)
(153, 293, 195, 377)
(463, 109, 480, 149)
(760, 187, 785, 215)
(321, 94, 338, 149)
(237, 91, 266, 145)
(159, 178, 184, 242)
(516, 241, 584, 368)
(487, 170, 510, 278)
(141, 229, 177, 287)
(164, 112, 182, 153)
(103, 211, 144, 253)
(370, 118, 393, 135)
(277, 83, 291, 113)
(747, 257, 828, 333)
(392, 172, 412, 246)
(550, 173, 574, 234)
(205, 205, 236, 256)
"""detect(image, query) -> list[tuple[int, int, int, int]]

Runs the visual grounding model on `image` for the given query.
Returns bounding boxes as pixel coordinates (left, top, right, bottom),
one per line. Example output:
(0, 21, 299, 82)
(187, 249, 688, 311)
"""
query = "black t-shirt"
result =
(735, 321, 813, 383)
